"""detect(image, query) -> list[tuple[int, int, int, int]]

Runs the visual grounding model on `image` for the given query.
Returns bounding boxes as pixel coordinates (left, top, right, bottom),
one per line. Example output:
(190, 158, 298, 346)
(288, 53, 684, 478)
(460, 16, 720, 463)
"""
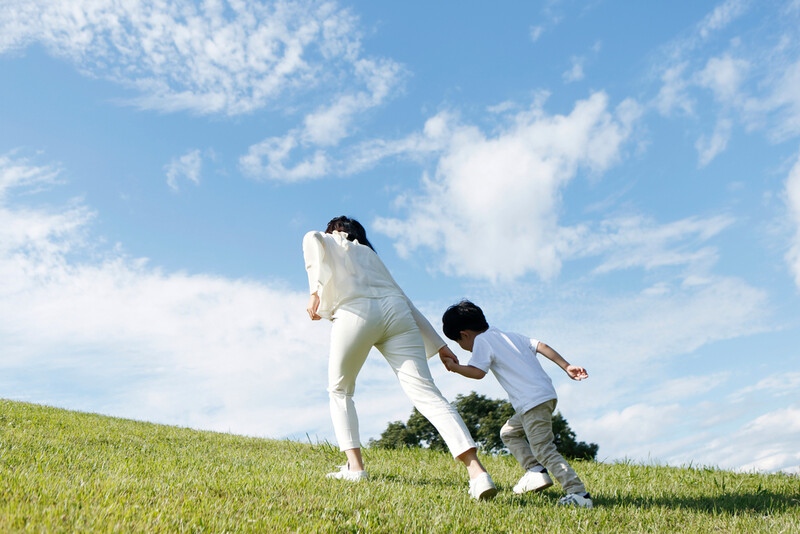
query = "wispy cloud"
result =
(784, 151, 800, 288)
(0, 0, 401, 118)
(165, 149, 202, 191)
(655, 62, 694, 116)
(730, 371, 800, 401)
(562, 56, 585, 83)
(698, 0, 751, 39)
(238, 56, 404, 182)
(0, 0, 407, 184)
(652, 0, 800, 163)
(696, 54, 749, 103)
(695, 118, 733, 167)
(562, 213, 734, 275)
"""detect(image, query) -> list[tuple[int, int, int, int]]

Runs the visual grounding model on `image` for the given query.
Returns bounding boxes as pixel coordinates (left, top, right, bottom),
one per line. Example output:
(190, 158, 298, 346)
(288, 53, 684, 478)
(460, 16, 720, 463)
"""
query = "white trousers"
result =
(327, 296, 476, 458)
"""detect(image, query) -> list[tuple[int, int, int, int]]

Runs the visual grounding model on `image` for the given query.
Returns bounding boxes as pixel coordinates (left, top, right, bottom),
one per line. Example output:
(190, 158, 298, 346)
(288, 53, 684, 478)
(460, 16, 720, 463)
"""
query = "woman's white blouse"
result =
(303, 230, 445, 358)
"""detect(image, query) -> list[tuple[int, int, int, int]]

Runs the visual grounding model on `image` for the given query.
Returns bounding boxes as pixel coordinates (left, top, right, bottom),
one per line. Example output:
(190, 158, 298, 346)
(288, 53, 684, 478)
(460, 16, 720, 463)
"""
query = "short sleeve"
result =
(302, 231, 332, 294)
(467, 335, 493, 372)
(530, 338, 541, 354)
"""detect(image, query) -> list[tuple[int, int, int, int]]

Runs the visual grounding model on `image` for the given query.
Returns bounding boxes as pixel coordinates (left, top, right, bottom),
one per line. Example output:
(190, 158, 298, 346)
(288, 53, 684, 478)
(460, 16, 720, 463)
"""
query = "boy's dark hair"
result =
(442, 300, 489, 340)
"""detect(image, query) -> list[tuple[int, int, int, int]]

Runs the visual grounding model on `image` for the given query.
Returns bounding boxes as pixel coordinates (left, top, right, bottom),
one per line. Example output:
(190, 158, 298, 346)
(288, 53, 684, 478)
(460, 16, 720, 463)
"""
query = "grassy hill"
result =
(1, 399, 797, 532)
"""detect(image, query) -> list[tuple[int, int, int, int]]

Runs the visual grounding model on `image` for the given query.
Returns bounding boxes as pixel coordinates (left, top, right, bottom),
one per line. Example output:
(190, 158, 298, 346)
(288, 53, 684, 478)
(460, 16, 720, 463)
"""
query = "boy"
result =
(441, 300, 593, 508)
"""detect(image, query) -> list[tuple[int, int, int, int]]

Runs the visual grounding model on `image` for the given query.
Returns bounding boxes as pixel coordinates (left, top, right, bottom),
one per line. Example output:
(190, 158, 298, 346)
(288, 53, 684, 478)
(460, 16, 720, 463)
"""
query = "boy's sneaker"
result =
(557, 492, 593, 508)
(325, 463, 368, 482)
(468, 472, 498, 501)
(512, 468, 554, 494)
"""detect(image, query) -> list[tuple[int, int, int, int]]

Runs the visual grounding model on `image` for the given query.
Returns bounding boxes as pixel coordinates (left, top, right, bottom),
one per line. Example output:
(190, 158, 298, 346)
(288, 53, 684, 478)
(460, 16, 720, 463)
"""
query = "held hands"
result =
(306, 293, 321, 321)
(439, 345, 459, 371)
(565, 365, 588, 381)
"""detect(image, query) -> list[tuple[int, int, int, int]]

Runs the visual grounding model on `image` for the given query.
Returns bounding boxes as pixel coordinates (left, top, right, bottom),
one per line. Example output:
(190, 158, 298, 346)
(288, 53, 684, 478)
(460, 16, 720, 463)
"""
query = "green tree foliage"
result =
(551, 411, 599, 461)
(370, 392, 598, 460)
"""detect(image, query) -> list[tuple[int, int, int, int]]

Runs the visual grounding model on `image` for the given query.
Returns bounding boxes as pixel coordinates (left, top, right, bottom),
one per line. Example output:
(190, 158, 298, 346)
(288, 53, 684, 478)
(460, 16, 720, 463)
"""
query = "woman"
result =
(304, 216, 496, 499)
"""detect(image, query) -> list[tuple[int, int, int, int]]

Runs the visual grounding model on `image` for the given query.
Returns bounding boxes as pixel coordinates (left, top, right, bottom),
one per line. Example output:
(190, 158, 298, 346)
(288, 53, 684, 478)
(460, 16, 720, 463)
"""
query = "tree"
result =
(551, 411, 599, 461)
(370, 392, 598, 460)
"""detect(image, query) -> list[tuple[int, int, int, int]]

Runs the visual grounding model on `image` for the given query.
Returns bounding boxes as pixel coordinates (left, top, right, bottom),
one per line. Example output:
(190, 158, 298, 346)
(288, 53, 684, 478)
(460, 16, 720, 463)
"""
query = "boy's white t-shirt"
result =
(467, 327, 557, 414)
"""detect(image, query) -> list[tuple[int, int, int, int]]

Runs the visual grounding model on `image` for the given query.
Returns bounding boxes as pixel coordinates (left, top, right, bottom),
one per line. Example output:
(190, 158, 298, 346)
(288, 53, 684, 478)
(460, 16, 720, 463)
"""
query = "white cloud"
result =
(654, 3, 800, 146)
(165, 149, 202, 191)
(375, 92, 642, 281)
(653, 1, 751, 114)
(0, 153, 346, 441)
(697, 405, 800, 473)
(574, 401, 800, 474)
(696, 54, 749, 103)
(655, 62, 694, 116)
(758, 56, 800, 140)
(563, 56, 585, 83)
(578, 404, 682, 458)
(784, 151, 800, 288)
(239, 130, 330, 182)
(523, 277, 769, 375)
(562, 213, 734, 274)
(648, 373, 731, 403)
(240, 107, 449, 183)
(2, 0, 406, 183)
(695, 117, 733, 167)
(698, 0, 751, 39)
(730, 371, 800, 401)
(0, 0, 401, 117)
(239, 56, 403, 181)
(530, 25, 544, 43)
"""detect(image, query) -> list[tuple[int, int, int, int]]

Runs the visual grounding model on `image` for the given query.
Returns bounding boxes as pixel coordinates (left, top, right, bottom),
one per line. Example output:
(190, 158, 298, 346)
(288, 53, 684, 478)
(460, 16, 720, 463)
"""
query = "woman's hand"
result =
(307, 293, 321, 321)
(439, 345, 460, 370)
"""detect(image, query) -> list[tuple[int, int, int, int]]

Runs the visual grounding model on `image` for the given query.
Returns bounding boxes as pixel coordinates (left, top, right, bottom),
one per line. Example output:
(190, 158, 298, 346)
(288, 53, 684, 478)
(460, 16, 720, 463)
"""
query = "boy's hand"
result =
(565, 365, 588, 381)
(439, 346, 460, 369)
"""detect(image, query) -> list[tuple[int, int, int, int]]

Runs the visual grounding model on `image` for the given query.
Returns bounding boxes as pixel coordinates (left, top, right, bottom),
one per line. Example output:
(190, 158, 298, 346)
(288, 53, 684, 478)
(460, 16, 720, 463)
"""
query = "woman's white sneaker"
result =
(468, 472, 498, 500)
(325, 464, 368, 482)
(512, 469, 554, 494)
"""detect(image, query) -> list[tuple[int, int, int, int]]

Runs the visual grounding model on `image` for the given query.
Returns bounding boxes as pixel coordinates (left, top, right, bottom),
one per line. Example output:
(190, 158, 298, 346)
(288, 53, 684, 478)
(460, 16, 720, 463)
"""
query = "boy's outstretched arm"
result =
(536, 342, 588, 381)
(445, 360, 487, 380)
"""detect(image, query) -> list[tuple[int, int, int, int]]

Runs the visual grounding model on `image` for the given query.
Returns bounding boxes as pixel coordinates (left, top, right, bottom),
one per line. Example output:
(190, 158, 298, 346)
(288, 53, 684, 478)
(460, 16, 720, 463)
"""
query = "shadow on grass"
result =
(515, 490, 799, 515)
(373, 473, 462, 491)
(599, 491, 798, 514)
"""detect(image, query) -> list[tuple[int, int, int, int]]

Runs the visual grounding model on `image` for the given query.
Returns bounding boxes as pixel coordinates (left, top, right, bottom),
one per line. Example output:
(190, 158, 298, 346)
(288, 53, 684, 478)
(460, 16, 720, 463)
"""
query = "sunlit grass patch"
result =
(1, 399, 798, 532)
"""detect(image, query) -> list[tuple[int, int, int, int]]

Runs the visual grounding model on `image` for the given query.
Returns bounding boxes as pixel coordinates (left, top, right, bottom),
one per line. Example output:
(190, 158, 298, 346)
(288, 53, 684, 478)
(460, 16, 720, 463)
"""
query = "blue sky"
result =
(1, 0, 799, 474)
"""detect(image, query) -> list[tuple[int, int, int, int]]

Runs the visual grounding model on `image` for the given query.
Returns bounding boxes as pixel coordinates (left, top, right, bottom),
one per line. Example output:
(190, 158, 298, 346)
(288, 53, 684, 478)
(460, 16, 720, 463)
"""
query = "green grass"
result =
(1, 399, 798, 533)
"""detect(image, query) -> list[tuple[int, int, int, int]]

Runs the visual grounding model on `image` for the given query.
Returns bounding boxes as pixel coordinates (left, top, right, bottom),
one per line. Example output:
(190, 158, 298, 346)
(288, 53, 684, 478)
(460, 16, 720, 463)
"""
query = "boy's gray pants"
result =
(500, 399, 586, 494)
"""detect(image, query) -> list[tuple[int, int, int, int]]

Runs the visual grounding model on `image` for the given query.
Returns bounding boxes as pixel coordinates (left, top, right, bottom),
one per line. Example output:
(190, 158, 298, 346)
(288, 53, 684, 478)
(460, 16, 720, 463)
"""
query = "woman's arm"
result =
(306, 292, 321, 321)
(405, 299, 448, 359)
(302, 231, 332, 295)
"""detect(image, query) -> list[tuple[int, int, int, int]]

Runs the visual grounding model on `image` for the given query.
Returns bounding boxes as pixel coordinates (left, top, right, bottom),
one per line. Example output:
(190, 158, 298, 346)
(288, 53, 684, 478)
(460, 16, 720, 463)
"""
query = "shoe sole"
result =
(513, 479, 554, 494)
(477, 486, 498, 500)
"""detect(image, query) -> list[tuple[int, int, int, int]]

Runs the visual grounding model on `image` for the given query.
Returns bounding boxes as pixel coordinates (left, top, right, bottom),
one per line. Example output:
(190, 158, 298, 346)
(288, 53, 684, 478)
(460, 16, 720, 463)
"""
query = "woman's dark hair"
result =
(325, 216, 375, 251)
(442, 300, 489, 340)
